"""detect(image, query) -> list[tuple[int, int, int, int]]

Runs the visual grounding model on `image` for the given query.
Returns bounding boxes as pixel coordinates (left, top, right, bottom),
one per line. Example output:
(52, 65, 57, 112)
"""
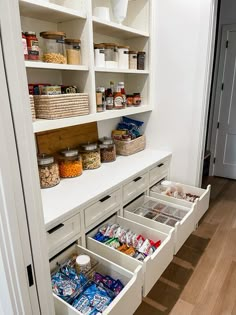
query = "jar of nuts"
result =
(40, 31, 67, 64)
(99, 137, 116, 163)
(79, 143, 101, 170)
(58, 148, 83, 178)
(37, 154, 60, 189)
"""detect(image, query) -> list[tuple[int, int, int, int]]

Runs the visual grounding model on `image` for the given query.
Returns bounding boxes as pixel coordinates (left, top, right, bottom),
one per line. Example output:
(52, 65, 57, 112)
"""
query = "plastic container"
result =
(99, 137, 116, 162)
(37, 154, 60, 189)
(58, 148, 83, 178)
(94, 44, 105, 67)
(79, 143, 101, 170)
(104, 43, 118, 68)
(65, 39, 81, 65)
(144, 211, 158, 220)
(40, 31, 66, 64)
(137, 51, 146, 70)
(25, 32, 39, 61)
(118, 45, 129, 69)
(75, 255, 91, 273)
(129, 51, 138, 70)
(134, 207, 149, 216)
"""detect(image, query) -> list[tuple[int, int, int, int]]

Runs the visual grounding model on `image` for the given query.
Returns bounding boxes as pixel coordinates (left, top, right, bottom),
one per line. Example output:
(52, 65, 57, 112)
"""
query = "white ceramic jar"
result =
(94, 43, 105, 67)
(118, 45, 129, 69)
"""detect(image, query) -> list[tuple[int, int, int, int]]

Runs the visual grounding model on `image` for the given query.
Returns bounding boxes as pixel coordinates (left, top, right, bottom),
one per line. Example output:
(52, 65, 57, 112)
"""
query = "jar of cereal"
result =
(37, 154, 60, 188)
(58, 148, 83, 178)
(79, 143, 101, 170)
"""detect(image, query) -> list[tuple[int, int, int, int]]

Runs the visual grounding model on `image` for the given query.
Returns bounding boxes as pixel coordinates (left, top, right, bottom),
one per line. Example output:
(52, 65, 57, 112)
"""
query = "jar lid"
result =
(60, 148, 79, 157)
(25, 31, 36, 36)
(65, 38, 81, 44)
(37, 154, 54, 165)
(99, 137, 114, 145)
(40, 31, 66, 39)
(81, 143, 98, 151)
(129, 50, 138, 54)
(138, 51, 146, 55)
(94, 43, 105, 48)
(76, 255, 90, 266)
(103, 43, 118, 48)
(96, 87, 105, 93)
(118, 45, 129, 49)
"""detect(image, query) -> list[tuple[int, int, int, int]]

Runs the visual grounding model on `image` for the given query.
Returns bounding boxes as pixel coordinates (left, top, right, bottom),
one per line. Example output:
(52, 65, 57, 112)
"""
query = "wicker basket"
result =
(33, 93, 89, 119)
(114, 135, 146, 156)
(29, 95, 36, 121)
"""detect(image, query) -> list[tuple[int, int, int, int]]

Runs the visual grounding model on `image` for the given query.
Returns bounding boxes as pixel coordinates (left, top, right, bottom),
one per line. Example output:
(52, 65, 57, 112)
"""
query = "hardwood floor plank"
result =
(170, 299, 194, 315)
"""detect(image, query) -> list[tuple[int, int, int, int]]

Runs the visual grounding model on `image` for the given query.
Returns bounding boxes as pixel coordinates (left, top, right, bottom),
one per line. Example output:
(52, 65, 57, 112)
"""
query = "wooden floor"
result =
(171, 176, 236, 315)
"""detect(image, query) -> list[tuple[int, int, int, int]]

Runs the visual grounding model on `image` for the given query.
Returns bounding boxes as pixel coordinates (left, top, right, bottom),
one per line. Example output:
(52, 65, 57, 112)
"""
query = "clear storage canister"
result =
(99, 137, 116, 163)
(79, 143, 101, 170)
(129, 50, 138, 70)
(58, 148, 83, 178)
(118, 45, 129, 69)
(40, 31, 66, 64)
(137, 51, 146, 70)
(104, 43, 118, 68)
(94, 43, 105, 67)
(37, 154, 60, 189)
(65, 38, 81, 65)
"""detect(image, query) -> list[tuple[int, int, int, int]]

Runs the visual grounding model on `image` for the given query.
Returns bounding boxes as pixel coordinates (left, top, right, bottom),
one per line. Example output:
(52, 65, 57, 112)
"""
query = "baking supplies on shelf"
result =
(58, 148, 83, 178)
(37, 154, 60, 189)
(65, 38, 81, 65)
(40, 31, 66, 64)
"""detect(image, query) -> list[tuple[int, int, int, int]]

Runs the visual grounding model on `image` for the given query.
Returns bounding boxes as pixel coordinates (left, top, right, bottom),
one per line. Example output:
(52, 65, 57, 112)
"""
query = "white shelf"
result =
(25, 61, 89, 71)
(95, 67, 149, 74)
(19, 0, 86, 22)
(92, 16, 149, 39)
(33, 105, 153, 133)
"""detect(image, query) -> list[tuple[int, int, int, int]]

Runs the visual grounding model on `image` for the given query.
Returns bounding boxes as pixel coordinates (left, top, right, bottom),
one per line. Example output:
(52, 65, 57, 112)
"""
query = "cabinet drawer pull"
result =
(133, 176, 142, 182)
(47, 223, 64, 234)
(99, 195, 111, 202)
(158, 163, 164, 168)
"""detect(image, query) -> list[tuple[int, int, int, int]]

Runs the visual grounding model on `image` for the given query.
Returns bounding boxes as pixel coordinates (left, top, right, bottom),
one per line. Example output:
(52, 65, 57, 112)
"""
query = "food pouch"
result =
(51, 272, 77, 301)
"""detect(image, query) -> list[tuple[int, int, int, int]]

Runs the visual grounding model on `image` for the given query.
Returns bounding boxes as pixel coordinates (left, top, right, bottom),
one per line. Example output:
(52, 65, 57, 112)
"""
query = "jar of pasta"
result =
(99, 137, 116, 163)
(40, 31, 66, 64)
(58, 148, 83, 178)
(79, 143, 101, 170)
(37, 154, 60, 188)
(65, 38, 81, 65)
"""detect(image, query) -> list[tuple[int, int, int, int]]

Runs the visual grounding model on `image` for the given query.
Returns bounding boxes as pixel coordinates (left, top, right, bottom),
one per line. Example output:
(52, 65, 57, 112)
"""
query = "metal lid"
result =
(40, 31, 66, 39)
(60, 148, 79, 157)
(138, 51, 146, 55)
(65, 38, 81, 44)
(81, 143, 98, 151)
(37, 154, 54, 165)
(96, 86, 105, 93)
(99, 137, 114, 145)
(103, 43, 118, 48)
(129, 50, 138, 54)
(25, 31, 36, 36)
(94, 43, 105, 48)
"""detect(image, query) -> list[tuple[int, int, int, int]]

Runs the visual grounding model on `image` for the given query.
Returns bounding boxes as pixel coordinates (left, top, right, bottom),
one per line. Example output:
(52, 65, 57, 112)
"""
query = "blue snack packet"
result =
(51, 271, 77, 301)
(60, 266, 88, 289)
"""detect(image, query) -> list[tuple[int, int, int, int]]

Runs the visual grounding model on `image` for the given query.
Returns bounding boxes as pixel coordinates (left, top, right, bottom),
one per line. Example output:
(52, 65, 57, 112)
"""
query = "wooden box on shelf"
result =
(33, 93, 89, 119)
(114, 135, 146, 156)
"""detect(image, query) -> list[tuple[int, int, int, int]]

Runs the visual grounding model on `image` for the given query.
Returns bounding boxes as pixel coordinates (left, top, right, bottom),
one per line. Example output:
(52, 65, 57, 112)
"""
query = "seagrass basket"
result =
(114, 135, 146, 156)
(29, 95, 36, 121)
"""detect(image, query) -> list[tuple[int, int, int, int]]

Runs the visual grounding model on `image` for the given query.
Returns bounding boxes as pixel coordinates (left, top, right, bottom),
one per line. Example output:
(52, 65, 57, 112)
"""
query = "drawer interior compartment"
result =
(149, 159, 170, 186)
(84, 188, 121, 230)
(124, 195, 195, 254)
(123, 172, 149, 205)
(50, 243, 142, 315)
(150, 180, 211, 225)
(47, 214, 81, 259)
(86, 214, 174, 296)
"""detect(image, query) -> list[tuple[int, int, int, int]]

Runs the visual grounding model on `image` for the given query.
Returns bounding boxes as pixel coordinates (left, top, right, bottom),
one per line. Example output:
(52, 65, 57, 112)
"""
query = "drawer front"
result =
(123, 172, 149, 205)
(85, 189, 121, 228)
(51, 244, 142, 315)
(87, 214, 174, 296)
(149, 160, 169, 186)
(47, 214, 80, 258)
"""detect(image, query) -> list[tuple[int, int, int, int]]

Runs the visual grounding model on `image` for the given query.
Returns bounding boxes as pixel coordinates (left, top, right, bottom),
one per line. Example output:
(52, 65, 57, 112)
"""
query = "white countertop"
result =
(42, 149, 171, 229)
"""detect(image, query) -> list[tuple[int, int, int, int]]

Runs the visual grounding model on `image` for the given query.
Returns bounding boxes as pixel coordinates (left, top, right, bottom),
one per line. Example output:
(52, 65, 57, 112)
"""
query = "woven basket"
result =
(29, 95, 36, 121)
(114, 135, 146, 156)
(34, 93, 89, 119)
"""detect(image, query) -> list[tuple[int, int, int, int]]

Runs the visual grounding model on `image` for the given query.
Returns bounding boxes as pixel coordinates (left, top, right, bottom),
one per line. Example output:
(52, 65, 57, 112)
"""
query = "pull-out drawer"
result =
(47, 214, 80, 259)
(149, 159, 170, 186)
(124, 195, 195, 254)
(86, 214, 174, 296)
(50, 243, 142, 315)
(150, 181, 211, 225)
(84, 188, 121, 231)
(123, 172, 149, 205)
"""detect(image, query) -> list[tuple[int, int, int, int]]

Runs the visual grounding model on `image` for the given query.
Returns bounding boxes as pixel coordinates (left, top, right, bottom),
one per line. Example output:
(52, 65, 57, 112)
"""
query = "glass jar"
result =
(94, 44, 105, 67)
(96, 87, 106, 112)
(58, 148, 83, 178)
(65, 39, 81, 65)
(118, 45, 129, 69)
(126, 94, 133, 107)
(79, 143, 101, 170)
(104, 43, 118, 68)
(37, 154, 60, 189)
(133, 93, 141, 106)
(25, 31, 39, 61)
(40, 31, 66, 64)
(99, 137, 116, 163)
(137, 51, 146, 70)
(129, 51, 138, 70)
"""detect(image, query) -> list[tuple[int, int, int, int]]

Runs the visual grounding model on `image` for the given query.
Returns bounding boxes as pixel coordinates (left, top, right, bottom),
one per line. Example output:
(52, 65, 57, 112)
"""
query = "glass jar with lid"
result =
(99, 137, 116, 163)
(37, 154, 60, 188)
(104, 43, 118, 68)
(129, 51, 138, 70)
(40, 31, 66, 64)
(79, 143, 101, 170)
(94, 43, 105, 67)
(65, 38, 81, 65)
(58, 148, 83, 178)
(137, 51, 146, 70)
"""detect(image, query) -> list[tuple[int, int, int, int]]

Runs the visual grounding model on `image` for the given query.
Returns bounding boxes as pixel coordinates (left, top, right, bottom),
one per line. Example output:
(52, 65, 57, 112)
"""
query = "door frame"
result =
(209, 24, 236, 176)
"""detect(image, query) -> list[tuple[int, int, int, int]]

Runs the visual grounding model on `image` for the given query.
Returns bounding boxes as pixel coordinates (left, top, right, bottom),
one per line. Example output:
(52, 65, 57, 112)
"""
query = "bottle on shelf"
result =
(118, 82, 126, 107)
(105, 81, 114, 110)
(113, 84, 124, 110)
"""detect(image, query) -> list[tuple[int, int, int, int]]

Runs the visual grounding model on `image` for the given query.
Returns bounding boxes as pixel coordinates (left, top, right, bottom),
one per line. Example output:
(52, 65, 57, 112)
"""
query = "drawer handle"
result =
(47, 223, 64, 234)
(133, 176, 142, 182)
(99, 195, 111, 202)
(158, 163, 164, 167)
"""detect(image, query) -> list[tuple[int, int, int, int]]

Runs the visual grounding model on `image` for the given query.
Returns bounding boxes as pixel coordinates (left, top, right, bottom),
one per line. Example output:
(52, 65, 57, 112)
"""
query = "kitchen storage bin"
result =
(65, 38, 81, 65)
(99, 137, 116, 162)
(79, 143, 101, 170)
(94, 43, 105, 67)
(118, 45, 129, 69)
(29, 95, 36, 121)
(33, 93, 89, 119)
(104, 43, 118, 68)
(37, 154, 60, 189)
(129, 51, 138, 70)
(40, 31, 66, 64)
(58, 148, 83, 178)
(137, 51, 146, 70)
(114, 135, 146, 156)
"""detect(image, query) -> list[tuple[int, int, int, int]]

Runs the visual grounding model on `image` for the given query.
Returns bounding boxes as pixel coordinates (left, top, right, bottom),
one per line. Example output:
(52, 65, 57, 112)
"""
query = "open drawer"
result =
(150, 181, 211, 226)
(86, 214, 174, 296)
(124, 195, 195, 254)
(50, 243, 142, 315)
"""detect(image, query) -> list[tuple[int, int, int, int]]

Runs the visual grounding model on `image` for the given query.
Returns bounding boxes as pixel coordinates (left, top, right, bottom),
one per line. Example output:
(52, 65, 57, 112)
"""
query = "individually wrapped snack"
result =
(112, 279, 124, 295)
(60, 266, 87, 288)
(117, 244, 128, 252)
(85, 283, 112, 312)
(135, 235, 145, 250)
(125, 230, 135, 246)
(118, 228, 128, 244)
(93, 231, 109, 243)
(124, 246, 136, 257)
(51, 272, 77, 301)
(105, 238, 120, 249)
(138, 239, 152, 256)
(93, 273, 124, 296)
(133, 252, 146, 262)
(104, 224, 119, 238)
